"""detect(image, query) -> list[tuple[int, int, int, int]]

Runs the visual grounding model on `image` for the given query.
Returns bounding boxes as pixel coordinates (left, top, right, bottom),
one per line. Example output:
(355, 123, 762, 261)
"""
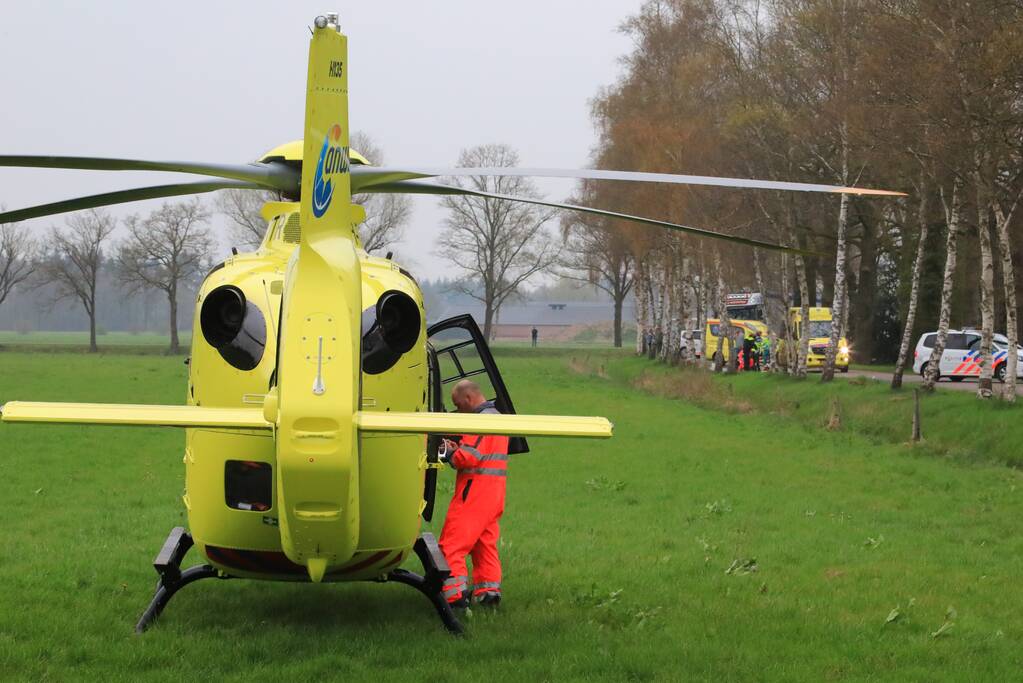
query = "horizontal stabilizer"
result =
(0, 403, 613, 439)
(0, 402, 270, 429)
(355, 411, 613, 439)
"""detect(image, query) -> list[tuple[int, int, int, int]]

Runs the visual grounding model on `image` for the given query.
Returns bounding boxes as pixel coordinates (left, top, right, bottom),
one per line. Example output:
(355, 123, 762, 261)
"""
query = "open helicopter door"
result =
(427, 314, 529, 455)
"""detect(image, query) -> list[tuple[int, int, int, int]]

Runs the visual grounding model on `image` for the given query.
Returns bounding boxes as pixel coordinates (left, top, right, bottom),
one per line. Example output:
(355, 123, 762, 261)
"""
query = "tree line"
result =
(560, 0, 1023, 402)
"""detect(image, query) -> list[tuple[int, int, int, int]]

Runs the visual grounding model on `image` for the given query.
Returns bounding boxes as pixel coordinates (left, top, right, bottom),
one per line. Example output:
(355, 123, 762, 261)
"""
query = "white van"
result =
(679, 330, 704, 359)
(912, 329, 1023, 381)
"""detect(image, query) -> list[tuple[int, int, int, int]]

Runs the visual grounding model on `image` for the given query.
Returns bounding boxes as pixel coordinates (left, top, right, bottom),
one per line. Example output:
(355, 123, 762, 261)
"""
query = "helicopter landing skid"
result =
(384, 533, 464, 636)
(135, 526, 223, 634)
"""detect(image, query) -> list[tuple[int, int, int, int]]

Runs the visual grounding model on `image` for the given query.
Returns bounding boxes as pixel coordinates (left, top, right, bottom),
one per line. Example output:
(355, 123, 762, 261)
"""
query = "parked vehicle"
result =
(776, 306, 850, 372)
(705, 319, 767, 366)
(912, 329, 1023, 381)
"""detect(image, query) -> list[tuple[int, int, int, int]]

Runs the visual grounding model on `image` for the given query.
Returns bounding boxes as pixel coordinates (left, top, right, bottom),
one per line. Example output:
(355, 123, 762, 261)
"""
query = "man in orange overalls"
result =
(437, 380, 509, 609)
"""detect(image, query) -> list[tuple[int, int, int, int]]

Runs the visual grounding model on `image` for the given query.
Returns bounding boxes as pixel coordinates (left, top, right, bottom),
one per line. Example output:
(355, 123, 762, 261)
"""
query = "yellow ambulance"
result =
(704, 318, 769, 367)
(781, 307, 850, 372)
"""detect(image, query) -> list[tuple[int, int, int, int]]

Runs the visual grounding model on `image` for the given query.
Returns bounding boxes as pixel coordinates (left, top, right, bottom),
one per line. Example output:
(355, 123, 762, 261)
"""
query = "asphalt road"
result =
(842, 368, 1023, 396)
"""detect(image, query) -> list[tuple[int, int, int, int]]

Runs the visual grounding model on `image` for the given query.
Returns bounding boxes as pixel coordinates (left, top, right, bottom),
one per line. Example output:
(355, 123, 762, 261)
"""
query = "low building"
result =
(429, 301, 636, 342)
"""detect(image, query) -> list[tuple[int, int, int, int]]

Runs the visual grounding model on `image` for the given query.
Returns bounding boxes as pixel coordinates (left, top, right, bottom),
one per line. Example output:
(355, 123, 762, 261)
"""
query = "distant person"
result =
(752, 332, 763, 371)
(437, 380, 509, 609)
(742, 329, 756, 371)
(531, 326, 538, 347)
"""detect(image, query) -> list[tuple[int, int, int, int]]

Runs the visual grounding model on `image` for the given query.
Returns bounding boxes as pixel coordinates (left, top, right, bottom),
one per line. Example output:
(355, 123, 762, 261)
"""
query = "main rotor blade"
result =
(0, 155, 300, 194)
(351, 165, 905, 197)
(366, 179, 821, 256)
(0, 180, 264, 223)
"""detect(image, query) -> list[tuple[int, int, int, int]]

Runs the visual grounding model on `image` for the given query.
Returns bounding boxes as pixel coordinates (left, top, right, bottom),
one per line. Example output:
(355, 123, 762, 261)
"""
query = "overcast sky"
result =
(0, 1, 645, 280)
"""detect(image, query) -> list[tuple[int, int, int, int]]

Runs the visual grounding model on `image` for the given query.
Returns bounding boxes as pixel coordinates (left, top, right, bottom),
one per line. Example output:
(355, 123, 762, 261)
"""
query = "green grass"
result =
(2, 350, 1023, 680)
(850, 363, 897, 374)
(0, 331, 191, 346)
(571, 351, 1023, 468)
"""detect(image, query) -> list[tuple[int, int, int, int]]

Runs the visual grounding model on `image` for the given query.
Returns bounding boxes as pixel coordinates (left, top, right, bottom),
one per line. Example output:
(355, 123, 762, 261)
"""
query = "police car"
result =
(913, 329, 1023, 381)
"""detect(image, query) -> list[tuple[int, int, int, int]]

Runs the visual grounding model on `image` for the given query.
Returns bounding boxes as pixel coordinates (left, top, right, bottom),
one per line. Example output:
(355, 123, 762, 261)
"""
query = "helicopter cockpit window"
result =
(225, 460, 273, 512)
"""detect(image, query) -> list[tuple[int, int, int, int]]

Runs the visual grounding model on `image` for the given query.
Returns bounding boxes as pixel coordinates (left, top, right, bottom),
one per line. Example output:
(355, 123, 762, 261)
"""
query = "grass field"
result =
(2, 349, 1023, 681)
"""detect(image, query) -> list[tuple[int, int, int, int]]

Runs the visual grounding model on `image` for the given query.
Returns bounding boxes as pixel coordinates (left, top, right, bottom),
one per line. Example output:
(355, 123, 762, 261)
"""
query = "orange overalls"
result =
(438, 401, 509, 604)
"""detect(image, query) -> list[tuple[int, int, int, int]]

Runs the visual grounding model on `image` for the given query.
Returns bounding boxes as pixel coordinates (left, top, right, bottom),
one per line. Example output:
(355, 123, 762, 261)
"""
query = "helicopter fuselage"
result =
(186, 208, 428, 581)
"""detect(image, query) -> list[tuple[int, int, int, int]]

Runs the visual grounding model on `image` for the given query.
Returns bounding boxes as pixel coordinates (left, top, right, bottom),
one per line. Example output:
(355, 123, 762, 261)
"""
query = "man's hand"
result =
(437, 438, 459, 464)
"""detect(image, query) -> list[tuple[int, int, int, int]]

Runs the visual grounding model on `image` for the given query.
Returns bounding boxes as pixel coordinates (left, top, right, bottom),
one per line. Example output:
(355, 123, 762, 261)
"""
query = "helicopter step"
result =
(384, 533, 464, 636)
(135, 526, 224, 634)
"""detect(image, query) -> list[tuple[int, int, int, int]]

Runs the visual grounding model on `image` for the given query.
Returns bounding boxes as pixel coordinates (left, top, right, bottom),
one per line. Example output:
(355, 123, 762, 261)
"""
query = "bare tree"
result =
(216, 189, 275, 250)
(436, 144, 559, 340)
(0, 212, 37, 308)
(117, 199, 215, 353)
(38, 210, 116, 352)
(351, 132, 412, 254)
(558, 213, 634, 347)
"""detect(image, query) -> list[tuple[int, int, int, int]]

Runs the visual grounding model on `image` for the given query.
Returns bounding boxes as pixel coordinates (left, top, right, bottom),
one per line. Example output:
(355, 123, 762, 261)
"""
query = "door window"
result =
(426, 315, 528, 454)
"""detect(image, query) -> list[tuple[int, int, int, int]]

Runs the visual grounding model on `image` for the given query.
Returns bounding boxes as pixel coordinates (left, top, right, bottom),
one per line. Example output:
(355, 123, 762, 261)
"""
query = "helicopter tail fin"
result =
(355, 411, 613, 439)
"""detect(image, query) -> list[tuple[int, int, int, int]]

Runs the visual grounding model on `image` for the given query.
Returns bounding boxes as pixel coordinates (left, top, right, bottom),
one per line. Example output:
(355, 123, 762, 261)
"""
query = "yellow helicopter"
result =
(0, 14, 901, 634)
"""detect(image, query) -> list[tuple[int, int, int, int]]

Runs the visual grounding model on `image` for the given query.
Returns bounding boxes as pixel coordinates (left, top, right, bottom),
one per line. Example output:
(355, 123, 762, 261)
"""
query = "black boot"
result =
(476, 591, 501, 608)
(449, 592, 470, 610)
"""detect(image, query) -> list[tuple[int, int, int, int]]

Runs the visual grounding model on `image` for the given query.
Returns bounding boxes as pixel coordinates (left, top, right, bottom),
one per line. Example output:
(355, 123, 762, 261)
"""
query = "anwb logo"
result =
(312, 124, 350, 218)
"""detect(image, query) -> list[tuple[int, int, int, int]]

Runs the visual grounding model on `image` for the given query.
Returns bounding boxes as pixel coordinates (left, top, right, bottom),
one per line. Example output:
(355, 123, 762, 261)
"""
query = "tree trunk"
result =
(483, 299, 495, 342)
(822, 191, 851, 382)
(635, 262, 649, 355)
(168, 286, 180, 354)
(994, 200, 1020, 402)
(786, 211, 811, 377)
(88, 306, 98, 353)
(613, 293, 624, 348)
(715, 249, 733, 374)
(975, 183, 995, 399)
(851, 203, 878, 361)
(753, 248, 765, 296)
(924, 180, 962, 391)
(892, 177, 930, 389)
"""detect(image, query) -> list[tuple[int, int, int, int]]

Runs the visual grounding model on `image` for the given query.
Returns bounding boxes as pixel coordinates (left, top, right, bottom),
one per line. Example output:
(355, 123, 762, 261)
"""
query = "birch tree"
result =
(923, 181, 963, 391)
(891, 172, 930, 389)
(993, 195, 1021, 401)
